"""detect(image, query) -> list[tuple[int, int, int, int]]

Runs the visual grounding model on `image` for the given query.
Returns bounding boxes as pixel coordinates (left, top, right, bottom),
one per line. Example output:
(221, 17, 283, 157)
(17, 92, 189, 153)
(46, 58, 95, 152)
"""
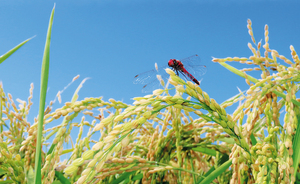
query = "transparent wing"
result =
(134, 68, 159, 85)
(180, 54, 201, 65)
(134, 64, 170, 93)
(180, 54, 207, 79)
(183, 65, 207, 78)
(140, 74, 169, 93)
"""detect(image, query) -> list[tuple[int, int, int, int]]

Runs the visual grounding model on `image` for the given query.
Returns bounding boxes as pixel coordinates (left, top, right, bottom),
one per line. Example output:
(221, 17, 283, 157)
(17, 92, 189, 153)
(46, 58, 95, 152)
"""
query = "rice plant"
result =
(1, 6, 300, 184)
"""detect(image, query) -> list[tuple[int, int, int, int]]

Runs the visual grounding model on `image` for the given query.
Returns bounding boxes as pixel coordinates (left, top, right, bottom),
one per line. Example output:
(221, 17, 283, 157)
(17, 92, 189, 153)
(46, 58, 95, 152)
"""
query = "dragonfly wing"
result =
(180, 54, 200, 65)
(183, 64, 207, 78)
(180, 55, 206, 79)
(178, 70, 192, 82)
(141, 76, 165, 93)
(134, 65, 170, 93)
(133, 68, 158, 85)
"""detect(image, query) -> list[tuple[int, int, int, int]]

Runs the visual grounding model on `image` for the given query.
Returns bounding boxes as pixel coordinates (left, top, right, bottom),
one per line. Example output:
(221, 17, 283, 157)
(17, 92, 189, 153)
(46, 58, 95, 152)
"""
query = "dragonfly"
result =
(134, 54, 206, 92)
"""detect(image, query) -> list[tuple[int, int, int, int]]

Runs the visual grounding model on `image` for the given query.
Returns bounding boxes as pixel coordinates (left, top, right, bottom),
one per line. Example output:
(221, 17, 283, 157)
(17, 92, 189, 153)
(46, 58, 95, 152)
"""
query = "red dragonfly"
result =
(134, 54, 206, 92)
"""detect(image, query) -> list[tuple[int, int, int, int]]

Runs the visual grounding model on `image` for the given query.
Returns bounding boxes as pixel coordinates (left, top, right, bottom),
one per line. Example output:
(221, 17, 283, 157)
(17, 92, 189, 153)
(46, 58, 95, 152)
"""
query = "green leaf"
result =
(198, 159, 232, 184)
(52, 181, 63, 184)
(0, 169, 7, 178)
(0, 180, 14, 184)
(296, 172, 300, 181)
(250, 133, 257, 145)
(47, 143, 57, 155)
(192, 147, 217, 156)
(34, 5, 55, 184)
(111, 171, 136, 184)
(217, 137, 235, 145)
(132, 173, 143, 181)
(197, 154, 229, 183)
(293, 106, 300, 177)
(0, 37, 33, 65)
(55, 170, 71, 184)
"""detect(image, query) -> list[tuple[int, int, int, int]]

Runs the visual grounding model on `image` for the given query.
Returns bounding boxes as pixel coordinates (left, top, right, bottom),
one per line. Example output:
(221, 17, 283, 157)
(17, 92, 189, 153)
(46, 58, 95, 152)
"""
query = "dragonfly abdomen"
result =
(182, 69, 200, 85)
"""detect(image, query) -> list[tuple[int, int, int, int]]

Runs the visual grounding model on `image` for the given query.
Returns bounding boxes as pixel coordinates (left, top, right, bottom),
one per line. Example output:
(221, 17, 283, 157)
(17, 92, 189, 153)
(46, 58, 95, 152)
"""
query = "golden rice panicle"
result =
(212, 57, 224, 62)
(283, 83, 296, 136)
(170, 74, 186, 86)
(229, 145, 239, 184)
(263, 24, 271, 57)
(290, 45, 300, 64)
(241, 67, 254, 72)
(248, 43, 257, 58)
(8, 93, 18, 112)
(165, 68, 176, 76)
(279, 54, 294, 65)
(26, 83, 34, 115)
(243, 71, 251, 86)
(276, 82, 296, 183)
(156, 74, 165, 89)
(0, 148, 25, 182)
(146, 126, 159, 162)
(247, 19, 256, 44)
(20, 122, 40, 171)
(42, 128, 68, 183)
(264, 25, 269, 44)
(271, 93, 280, 126)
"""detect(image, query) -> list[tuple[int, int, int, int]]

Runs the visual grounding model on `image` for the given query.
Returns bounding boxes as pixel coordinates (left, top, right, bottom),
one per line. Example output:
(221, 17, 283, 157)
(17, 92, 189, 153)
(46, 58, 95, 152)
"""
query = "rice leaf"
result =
(198, 159, 232, 184)
(0, 37, 33, 65)
(34, 4, 55, 184)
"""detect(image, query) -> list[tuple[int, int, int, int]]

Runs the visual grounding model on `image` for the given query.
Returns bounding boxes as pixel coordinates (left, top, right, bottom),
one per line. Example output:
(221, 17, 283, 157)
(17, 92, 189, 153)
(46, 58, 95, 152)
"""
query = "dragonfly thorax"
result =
(168, 59, 184, 72)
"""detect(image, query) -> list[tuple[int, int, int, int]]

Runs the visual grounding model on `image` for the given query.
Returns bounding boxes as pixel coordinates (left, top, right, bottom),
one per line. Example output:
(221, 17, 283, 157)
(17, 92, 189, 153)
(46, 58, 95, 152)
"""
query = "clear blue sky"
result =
(0, 1, 299, 137)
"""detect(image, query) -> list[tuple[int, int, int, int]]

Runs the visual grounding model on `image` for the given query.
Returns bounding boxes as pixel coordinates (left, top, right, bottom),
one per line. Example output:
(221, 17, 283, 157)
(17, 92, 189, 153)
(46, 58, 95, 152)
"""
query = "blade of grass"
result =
(0, 180, 14, 184)
(0, 36, 34, 65)
(111, 171, 136, 184)
(250, 133, 257, 145)
(197, 154, 229, 183)
(198, 159, 232, 184)
(55, 170, 71, 184)
(191, 147, 217, 156)
(34, 5, 55, 184)
(217, 137, 235, 145)
(297, 172, 300, 181)
(132, 173, 143, 181)
(293, 106, 300, 177)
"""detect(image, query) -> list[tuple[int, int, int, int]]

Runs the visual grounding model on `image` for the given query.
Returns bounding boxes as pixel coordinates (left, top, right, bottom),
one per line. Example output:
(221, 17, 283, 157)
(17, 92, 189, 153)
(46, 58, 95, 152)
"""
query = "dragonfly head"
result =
(168, 59, 176, 67)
